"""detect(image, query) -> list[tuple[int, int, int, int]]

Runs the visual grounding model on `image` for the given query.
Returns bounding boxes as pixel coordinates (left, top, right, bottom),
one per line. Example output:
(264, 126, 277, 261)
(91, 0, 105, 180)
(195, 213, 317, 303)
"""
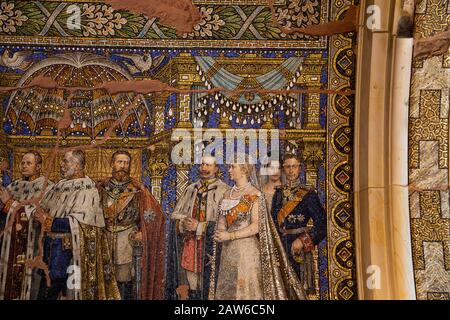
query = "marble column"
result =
(389, 36, 416, 299)
(354, 0, 416, 300)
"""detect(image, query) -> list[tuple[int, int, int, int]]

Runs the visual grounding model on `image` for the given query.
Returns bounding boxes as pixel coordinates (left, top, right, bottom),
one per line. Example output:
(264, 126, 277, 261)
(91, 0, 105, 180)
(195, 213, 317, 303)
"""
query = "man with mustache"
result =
(36, 150, 119, 300)
(97, 150, 166, 300)
(166, 156, 228, 300)
(0, 151, 53, 300)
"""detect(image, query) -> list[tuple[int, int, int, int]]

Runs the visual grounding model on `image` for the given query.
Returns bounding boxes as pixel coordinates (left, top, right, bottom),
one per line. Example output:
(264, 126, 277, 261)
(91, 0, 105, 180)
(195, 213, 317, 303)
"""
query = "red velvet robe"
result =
(1, 203, 29, 300)
(97, 178, 166, 300)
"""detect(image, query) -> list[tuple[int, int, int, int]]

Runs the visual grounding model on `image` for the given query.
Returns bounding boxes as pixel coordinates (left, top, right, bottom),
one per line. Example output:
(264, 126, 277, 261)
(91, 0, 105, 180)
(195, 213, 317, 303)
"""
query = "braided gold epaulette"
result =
(281, 184, 315, 196)
(303, 184, 316, 192)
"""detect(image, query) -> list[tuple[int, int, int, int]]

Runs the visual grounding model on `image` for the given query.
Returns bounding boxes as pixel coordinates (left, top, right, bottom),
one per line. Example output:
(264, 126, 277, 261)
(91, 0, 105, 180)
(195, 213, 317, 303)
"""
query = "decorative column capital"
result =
(261, 118, 275, 129)
(303, 141, 324, 167)
(146, 143, 170, 179)
(303, 140, 324, 188)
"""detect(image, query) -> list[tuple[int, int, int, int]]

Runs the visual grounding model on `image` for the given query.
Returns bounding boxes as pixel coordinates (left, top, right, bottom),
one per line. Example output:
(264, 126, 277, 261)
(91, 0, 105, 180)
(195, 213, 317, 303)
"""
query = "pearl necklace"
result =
(230, 182, 251, 199)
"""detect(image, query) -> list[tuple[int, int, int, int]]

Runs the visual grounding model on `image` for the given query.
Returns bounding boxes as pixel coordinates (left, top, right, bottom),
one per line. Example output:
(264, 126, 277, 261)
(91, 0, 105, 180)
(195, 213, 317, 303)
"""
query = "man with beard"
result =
(97, 150, 166, 300)
(36, 150, 119, 300)
(166, 156, 228, 300)
(0, 151, 53, 300)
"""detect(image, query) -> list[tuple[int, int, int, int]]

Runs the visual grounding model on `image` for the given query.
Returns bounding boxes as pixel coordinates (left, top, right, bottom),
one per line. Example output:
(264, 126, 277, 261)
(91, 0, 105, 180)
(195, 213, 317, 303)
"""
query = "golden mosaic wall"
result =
(0, 0, 359, 300)
(409, 0, 450, 300)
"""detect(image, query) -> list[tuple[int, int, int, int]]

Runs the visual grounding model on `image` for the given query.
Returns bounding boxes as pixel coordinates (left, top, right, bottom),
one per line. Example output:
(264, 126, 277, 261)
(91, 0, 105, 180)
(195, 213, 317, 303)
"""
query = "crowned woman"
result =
(209, 160, 307, 300)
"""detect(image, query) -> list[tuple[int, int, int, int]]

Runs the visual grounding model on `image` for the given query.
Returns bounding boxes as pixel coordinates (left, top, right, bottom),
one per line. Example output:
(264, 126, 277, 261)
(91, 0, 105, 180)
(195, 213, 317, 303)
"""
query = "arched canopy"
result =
(6, 52, 152, 138)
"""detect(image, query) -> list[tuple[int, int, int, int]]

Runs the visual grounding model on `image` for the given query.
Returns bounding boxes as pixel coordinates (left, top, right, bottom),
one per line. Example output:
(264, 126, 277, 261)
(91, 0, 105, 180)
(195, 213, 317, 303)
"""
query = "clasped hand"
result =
(0, 186, 11, 205)
(213, 230, 231, 242)
(291, 238, 304, 256)
(33, 207, 50, 225)
(182, 217, 199, 232)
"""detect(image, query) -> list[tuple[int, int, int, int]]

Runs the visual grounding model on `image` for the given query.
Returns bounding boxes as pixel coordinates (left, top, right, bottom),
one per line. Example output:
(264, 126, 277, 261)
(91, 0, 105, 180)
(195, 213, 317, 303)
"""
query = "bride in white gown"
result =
(209, 161, 306, 300)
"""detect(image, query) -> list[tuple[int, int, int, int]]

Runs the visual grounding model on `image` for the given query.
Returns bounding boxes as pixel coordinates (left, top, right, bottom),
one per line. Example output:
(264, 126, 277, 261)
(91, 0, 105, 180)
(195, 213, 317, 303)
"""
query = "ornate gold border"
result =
(0, 36, 327, 49)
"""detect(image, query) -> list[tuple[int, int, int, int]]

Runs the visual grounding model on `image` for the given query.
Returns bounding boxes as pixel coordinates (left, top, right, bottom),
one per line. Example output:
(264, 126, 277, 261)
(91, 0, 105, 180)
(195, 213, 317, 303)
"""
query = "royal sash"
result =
(277, 188, 309, 227)
(104, 191, 136, 218)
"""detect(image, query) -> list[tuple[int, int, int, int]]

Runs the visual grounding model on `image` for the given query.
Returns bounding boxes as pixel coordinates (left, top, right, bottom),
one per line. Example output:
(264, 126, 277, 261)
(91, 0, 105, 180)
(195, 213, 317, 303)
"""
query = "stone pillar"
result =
(175, 52, 199, 129)
(354, 0, 416, 300)
(172, 54, 195, 196)
(303, 140, 323, 188)
(172, 54, 195, 201)
(0, 139, 7, 185)
(146, 143, 169, 202)
(354, 0, 395, 299)
(389, 36, 416, 299)
(0, 93, 8, 185)
(298, 54, 326, 130)
(151, 92, 170, 135)
(177, 90, 193, 129)
(176, 164, 191, 201)
(304, 91, 321, 130)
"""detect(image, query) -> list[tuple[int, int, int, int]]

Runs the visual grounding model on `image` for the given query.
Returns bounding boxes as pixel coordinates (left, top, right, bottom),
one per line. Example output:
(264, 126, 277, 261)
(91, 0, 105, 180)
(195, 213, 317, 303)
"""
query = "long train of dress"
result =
(211, 193, 307, 300)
